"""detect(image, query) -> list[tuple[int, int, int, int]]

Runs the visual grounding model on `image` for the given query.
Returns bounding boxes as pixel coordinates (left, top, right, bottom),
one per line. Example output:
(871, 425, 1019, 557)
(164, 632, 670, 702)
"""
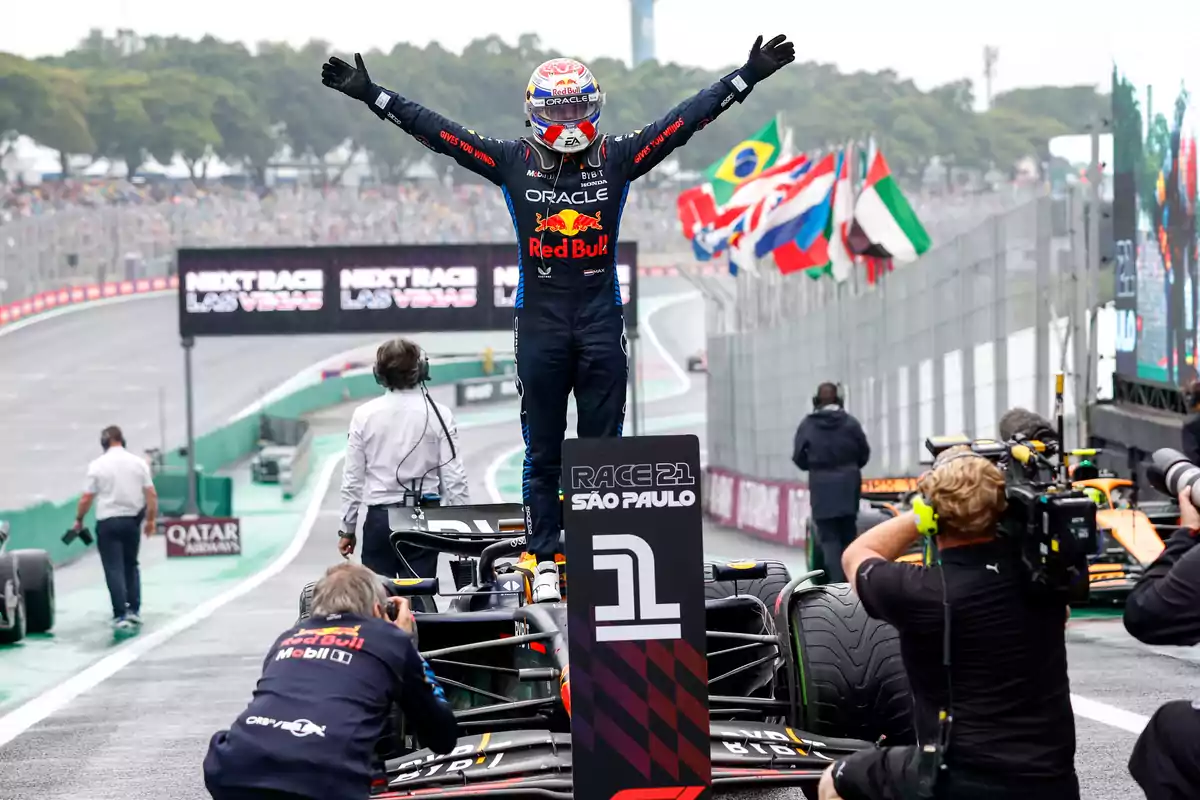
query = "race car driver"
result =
(203, 563, 456, 800)
(321, 36, 795, 603)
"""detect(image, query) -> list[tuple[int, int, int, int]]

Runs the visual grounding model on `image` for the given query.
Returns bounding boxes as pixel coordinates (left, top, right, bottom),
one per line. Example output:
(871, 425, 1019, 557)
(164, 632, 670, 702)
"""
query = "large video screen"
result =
(177, 243, 639, 338)
(1112, 62, 1198, 388)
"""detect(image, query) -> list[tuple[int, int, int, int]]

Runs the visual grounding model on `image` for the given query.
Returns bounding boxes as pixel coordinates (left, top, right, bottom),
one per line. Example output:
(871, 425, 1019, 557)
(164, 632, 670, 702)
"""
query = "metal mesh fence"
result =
(706, 187, 1097, 481)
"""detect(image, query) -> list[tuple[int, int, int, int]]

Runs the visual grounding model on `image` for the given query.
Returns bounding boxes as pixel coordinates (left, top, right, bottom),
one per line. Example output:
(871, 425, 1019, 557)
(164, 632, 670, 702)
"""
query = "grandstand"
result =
(0, 178, 1040, 305)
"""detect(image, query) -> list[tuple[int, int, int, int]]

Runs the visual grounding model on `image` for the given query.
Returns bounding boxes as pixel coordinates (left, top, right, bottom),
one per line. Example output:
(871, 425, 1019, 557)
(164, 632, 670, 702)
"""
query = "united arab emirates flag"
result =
(847, 141, 931, 263)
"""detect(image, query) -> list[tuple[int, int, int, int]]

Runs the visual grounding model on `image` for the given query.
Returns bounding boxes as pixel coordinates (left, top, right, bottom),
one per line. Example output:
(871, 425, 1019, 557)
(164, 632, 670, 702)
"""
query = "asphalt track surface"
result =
(0, 296, 511, 509)
(0, 278, 1184, 800)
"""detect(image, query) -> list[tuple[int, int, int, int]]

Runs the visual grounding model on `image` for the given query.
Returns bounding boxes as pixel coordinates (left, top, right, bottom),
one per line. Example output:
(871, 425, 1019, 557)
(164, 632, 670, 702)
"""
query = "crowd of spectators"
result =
(0, 175, 1039, 302)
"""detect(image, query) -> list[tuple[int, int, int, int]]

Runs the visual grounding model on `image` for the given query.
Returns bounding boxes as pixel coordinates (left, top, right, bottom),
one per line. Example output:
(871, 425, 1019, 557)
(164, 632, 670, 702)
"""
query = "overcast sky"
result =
(4, 0, 1198, 99)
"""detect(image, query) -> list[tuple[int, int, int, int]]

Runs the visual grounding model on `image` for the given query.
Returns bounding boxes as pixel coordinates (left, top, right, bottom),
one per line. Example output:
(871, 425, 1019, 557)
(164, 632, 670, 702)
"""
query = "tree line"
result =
(0, 29, 1109, 187)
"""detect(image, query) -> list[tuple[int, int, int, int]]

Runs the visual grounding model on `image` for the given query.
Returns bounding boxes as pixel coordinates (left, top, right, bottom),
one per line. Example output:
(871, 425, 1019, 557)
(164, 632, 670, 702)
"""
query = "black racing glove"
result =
(321, 53, 376, 103)
(743, 34, 795, 84)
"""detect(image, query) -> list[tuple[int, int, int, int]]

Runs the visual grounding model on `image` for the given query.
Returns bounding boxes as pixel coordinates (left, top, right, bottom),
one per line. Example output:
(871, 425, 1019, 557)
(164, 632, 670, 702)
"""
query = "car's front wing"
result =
(375, 724, 871, 798)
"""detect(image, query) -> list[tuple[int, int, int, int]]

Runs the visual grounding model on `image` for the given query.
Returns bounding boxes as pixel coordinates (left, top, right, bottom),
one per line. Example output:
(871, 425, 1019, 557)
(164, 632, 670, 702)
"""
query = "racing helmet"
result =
(525, 58, 605, 154)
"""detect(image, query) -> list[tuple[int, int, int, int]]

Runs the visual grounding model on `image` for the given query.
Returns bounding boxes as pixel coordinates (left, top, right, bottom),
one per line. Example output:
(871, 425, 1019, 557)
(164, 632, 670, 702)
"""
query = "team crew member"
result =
(204, 563, 457, 800)
(1124, 488, 1200, 798)
(73, 425, 157, 631)
(321, 34, 796, 603)
(338, 339, 468, 583)
(821, 446, 1078, 800)
(792, 382, 871, 583)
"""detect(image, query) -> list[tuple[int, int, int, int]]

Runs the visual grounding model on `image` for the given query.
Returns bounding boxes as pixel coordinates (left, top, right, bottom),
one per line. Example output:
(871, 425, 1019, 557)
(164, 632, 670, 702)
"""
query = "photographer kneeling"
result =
(819, 446, 1078, 800)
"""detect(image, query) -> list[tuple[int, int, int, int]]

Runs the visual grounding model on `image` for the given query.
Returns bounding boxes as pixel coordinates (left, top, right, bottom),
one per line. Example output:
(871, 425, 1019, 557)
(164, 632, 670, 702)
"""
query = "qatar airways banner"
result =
(703, 466, 811, 547)
(177, 243, 639, 338)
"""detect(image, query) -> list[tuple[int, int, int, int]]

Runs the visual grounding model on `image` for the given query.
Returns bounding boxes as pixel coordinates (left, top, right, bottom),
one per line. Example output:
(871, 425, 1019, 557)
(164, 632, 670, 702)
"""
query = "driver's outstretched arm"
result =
(369, 87, 517, 187)
(322, 52, 518, 185)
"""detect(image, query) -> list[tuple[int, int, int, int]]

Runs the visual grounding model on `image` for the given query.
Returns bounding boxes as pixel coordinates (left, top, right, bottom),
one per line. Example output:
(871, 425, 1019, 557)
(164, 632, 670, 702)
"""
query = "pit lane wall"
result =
(703, 466, 811, 547)
(704, 191, 1106, 515)
(0, 356, 512, 566)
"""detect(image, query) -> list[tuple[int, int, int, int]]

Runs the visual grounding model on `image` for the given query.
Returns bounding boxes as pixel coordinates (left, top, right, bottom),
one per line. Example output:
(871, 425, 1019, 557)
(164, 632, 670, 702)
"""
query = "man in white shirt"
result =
(73, 425, 158, 630)
(338, 339, 469, 587)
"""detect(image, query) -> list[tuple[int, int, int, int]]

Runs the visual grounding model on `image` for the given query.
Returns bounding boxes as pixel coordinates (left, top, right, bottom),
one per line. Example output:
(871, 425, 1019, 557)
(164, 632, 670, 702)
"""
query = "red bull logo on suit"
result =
(530, 209, 609, 259)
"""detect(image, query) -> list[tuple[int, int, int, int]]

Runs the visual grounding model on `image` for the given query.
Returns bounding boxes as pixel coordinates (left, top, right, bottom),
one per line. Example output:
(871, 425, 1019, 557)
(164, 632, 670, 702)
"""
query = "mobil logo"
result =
(530, 209, 608, 259)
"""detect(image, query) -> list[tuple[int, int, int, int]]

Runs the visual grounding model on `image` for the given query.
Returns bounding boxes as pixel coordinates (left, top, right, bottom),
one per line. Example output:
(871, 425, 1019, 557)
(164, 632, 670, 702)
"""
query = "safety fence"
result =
(704, 187, 1103, 539)
(1, 356, 512, 565)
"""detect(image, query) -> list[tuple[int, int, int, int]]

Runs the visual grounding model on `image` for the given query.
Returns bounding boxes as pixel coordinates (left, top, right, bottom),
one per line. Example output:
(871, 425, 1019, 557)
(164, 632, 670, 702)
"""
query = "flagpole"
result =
(847, 137, 861, 298)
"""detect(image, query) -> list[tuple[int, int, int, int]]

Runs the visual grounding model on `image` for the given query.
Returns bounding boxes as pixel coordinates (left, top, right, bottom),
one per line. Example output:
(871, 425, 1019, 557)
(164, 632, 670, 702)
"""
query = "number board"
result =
(561, 434, 710, 800)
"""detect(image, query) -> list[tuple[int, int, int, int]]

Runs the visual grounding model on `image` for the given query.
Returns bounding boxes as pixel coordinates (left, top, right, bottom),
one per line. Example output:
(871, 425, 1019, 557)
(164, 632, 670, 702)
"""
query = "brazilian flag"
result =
(703, 118, 782, 206)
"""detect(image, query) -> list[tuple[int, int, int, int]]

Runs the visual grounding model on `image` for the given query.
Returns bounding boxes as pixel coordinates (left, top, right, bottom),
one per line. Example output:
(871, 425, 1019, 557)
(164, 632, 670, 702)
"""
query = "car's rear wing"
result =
(860, 477, 918, 503)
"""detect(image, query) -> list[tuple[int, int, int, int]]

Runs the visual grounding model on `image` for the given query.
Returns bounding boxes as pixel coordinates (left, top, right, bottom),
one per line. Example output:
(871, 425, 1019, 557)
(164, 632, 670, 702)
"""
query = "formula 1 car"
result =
(804, 477, 919, 584)
(0, 520, 56, 644)
(297, 503, 914, 798)
(1069, 474, 1166, 600)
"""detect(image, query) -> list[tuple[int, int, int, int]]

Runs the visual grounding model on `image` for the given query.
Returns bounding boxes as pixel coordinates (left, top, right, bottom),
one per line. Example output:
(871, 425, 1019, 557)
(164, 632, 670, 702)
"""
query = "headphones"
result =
(910, 451, 994, 539)
(812, 384, 844, 410)
(100, 428, 123, 450)
(373, 344, 430, 389)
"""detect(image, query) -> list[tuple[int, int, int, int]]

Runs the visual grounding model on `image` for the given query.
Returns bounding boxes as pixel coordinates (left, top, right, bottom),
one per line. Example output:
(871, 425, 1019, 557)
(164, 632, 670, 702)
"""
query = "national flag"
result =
(847, 141, 931, 263)
(703, 118, 782, 206)
(864, 256, 893, 285)
(827, 145, 856, 282)
(775, 238, 830, 277)
(751, 152, 838, 259)
(676, 185, 718, 241)
(692, 156, 811, 260)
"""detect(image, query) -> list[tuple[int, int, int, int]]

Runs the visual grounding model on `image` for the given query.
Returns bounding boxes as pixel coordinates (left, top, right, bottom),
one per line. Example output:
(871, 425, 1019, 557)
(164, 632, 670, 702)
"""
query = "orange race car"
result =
(807, 473, 1171, 604)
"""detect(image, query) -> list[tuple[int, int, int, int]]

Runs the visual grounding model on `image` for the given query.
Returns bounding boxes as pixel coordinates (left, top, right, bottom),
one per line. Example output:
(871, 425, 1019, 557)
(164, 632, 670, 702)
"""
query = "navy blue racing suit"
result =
(364, 67, 760, 561)
(203, 613, 457, 800)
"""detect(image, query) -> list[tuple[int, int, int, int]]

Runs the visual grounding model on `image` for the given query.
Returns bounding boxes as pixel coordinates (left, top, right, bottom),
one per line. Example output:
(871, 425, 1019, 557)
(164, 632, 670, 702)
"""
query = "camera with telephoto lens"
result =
(924, 430, 1099, 603)
(1147, 449, 1200, 506)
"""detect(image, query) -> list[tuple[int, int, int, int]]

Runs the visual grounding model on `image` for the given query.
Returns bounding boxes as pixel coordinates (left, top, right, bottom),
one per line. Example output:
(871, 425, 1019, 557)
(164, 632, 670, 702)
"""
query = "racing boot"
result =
(532, 561, 561, 603)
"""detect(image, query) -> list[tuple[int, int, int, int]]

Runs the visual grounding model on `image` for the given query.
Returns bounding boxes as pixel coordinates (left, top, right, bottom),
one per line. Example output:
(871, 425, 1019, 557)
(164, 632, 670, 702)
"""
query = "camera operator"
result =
(204, 562, 457, 800)
(1123, 486, 1200, 798)
(819, 445, 1078, 800)
(338, 338, 468, 582)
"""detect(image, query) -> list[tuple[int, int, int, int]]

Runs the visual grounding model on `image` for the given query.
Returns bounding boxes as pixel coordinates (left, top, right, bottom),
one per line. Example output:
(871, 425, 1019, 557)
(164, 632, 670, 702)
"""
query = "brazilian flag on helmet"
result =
(703, 118, 782, 206)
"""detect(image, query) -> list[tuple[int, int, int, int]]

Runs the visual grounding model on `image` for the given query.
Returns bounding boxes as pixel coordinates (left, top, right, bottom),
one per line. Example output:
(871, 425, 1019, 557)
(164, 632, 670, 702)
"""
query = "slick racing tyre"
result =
(11, 550, 54, 633)
(0, 555, 26, 645)
(297, 581, 316, 623)
(790, 583, 914, 745)
(705, 559, 792, 612)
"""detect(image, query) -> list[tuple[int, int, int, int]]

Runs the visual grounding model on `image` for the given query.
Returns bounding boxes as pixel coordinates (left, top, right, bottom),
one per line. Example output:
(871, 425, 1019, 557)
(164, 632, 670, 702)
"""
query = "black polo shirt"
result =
(854, 540, 1075, 781)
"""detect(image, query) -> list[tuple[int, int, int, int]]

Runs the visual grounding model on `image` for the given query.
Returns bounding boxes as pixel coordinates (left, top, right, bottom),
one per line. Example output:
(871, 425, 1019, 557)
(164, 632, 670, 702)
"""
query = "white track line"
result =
(0, 452, 344, 748)
(0, 291, 171, 339)
(483, 291, 701, 503)
(1070, 693, 1150, 735)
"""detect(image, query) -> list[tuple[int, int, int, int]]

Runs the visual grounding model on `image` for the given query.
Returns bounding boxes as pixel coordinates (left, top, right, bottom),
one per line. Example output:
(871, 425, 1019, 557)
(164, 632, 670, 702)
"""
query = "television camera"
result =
(923, 375, 1100, 603)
